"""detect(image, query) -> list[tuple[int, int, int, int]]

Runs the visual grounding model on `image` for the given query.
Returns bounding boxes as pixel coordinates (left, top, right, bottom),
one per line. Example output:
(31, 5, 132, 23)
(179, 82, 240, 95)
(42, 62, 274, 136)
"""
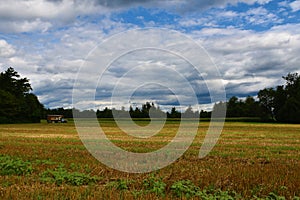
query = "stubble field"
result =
(0, 120, 300, 199)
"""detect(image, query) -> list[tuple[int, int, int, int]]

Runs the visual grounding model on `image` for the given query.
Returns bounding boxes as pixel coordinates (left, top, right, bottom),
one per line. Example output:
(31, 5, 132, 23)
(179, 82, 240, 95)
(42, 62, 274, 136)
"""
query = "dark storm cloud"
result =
(93, 0, 154, 8)
(92, 0, 271, 13)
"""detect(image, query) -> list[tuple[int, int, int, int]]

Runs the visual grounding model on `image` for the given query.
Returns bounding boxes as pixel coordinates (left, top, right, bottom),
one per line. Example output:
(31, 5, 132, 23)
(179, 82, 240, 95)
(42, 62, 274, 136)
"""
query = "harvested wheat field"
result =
(0, 120, 300, 199)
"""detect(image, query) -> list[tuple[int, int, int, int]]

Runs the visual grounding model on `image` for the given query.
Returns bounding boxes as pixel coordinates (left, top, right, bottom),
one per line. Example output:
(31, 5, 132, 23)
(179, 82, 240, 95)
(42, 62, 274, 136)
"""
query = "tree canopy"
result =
(0, 67, 43, 123)
(258, 73, 300, 123)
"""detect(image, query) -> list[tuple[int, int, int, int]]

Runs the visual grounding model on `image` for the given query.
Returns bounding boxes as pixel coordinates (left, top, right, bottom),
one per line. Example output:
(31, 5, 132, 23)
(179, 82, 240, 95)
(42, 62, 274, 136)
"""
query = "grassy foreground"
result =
(0, 120, 300, 199)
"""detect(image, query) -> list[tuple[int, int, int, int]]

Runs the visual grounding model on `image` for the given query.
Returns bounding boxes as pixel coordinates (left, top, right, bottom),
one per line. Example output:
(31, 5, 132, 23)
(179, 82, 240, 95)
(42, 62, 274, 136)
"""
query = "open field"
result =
(0, 120, 300, 199)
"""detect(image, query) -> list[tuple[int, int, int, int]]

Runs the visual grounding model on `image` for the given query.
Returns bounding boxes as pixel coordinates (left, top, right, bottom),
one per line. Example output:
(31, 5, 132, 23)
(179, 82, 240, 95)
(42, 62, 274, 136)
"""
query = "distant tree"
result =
(212, 101, 227, 118)
(182, 105, 198, 118)
(148, 103, 166, 118)
(96, 107, 113, 118)
(141, 102, 152, 118)
(244, 96, 261, 117)
(258, 88, 275, 120)
(200, 110, 211, 118)
(226, 96, 241, 117)
(133, 107, 142, 118)
(218, 96, 260, 119)
(167, 107, 181, 118)
(0, 67, 43, 123)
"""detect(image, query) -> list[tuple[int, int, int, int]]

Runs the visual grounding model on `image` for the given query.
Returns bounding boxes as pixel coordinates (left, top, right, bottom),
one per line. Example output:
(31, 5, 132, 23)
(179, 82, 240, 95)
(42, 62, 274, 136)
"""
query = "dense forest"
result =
(1, 67, 300, 123)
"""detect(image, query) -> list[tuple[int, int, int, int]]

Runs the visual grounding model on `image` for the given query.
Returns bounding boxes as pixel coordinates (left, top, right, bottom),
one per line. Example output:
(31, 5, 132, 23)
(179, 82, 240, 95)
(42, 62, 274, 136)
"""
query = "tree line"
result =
(52, 72, 300, 123)
(213, 73, 300, 123)
(47, 103, 212, 119)
(1, 67, 299, 123)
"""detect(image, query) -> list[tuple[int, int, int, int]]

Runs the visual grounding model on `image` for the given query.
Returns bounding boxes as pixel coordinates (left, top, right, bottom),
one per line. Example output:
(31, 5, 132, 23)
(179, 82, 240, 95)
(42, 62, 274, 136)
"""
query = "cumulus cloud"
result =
(0, 0, 277, 33)
(178, 5, 284, 30)
(195, 24, 300, 97)
(101, 0, 272, 14)
(3, 22, 300, 109)
(290, 0, 300, 12)
(245, 7, 282, 25)
(0, 0, 101, 33)
(1, 0, 299, 110)
(0, 16, 138, 108)
(71, 29, 220, 110)
(0, 19, 52, 33)
(0, 40, 16, 57)
(0, 0, 101, 21)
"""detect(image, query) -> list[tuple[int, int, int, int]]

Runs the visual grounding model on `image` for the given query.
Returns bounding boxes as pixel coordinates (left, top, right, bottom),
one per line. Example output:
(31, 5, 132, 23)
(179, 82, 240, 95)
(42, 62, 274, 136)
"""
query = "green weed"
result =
(142, 174, 166, 197)
(254, 192, 286, 200)
(0, 155, 32, 175)
(35, 159, 57, 165)
(171, 180, 200, 198)
(106, 179, 130, 191)
(40, 165, 99, 186)
(171, 180, 241, 199)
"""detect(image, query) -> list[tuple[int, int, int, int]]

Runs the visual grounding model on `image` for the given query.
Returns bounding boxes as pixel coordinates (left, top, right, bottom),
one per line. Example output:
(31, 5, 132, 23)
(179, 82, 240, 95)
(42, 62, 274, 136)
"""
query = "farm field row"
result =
(0, 120, 300, 199)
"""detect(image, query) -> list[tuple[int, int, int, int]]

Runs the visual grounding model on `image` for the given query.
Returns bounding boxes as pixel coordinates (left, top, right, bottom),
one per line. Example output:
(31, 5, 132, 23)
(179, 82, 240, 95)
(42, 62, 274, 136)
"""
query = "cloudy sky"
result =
(0, 0, 299, 111)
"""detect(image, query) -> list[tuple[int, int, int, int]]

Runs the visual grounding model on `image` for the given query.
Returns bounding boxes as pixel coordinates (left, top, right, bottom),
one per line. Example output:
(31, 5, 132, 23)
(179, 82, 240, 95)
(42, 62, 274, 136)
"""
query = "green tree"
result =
(258, 73, 300, 123)
(182, 105, 198, 118)
(226, 96, 240, 117)
(0, 90, 18, 123)
(244, 96, 260, 117)
(167, 107, 181, 118)
(258, 88, 275, 120)
(0, 67, 43, 123)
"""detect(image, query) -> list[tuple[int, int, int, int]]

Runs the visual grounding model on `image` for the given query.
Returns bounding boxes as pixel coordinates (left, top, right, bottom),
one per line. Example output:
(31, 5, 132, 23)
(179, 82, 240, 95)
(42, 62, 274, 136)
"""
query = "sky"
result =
(0, 0, 299, 111)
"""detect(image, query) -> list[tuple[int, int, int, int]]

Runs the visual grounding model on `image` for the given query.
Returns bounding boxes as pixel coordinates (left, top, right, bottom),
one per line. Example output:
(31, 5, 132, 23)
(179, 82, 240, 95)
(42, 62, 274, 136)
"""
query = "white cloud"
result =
(194, 24, 300, 96)
(0, 19, 52, 33)
(4, 21, 300, 109)
(220, 10, 239, 18)
(0, 17, 140, 108)
(0, 40, 16, 57)
(0, 0, 277, 33)
(243, 7, 283, 26)
(178, 18, 209, 27)
(290, 0, 300, 12)
(1, 0, 298, 111)
(0, 0, 99, 21)
(0, 0, 103, 33)
(171, 0, 273, 13)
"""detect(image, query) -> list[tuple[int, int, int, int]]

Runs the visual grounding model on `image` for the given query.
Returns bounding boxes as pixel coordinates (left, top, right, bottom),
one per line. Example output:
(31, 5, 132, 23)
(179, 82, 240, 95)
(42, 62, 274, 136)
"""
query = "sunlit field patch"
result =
(0, 120, 299, 199)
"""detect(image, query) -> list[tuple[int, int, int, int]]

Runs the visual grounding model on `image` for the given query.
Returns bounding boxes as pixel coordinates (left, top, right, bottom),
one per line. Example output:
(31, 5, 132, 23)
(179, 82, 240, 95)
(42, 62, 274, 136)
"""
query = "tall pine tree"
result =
(0, 67, 43, 123)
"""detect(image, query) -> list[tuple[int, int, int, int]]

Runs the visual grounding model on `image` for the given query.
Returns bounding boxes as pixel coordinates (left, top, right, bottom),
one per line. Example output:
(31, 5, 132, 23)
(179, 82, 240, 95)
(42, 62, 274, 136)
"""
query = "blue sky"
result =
(0, 0, 299, 111)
